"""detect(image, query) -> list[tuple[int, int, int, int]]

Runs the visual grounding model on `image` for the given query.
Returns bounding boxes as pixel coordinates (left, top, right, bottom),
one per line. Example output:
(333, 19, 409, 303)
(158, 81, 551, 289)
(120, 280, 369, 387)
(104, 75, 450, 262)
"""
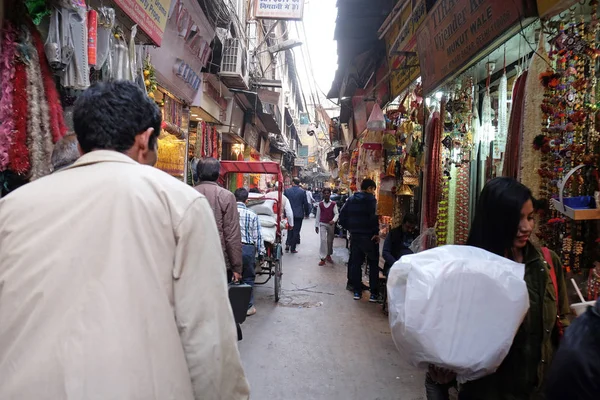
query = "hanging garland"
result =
(0, 22, 17, 171)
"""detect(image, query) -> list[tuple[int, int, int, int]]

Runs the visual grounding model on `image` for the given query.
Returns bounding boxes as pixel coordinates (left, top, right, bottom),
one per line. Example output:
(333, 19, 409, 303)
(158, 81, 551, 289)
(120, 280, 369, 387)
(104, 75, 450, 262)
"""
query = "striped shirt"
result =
(237, 202, 265, 255)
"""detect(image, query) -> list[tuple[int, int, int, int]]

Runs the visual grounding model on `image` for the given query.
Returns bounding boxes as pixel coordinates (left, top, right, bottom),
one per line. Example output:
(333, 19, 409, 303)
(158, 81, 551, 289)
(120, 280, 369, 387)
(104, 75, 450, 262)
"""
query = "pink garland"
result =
(0, 22, 17, 171)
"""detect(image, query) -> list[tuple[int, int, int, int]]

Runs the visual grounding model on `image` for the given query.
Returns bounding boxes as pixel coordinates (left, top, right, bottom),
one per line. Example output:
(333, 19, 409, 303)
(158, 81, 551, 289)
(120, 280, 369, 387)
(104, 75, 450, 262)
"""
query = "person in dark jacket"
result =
(339, 178, 380, 302)
(284, 177, 309, 253)
(443, 177, 570, 400)
(545, 299, 600, 400)
(382, 213, 418, 274)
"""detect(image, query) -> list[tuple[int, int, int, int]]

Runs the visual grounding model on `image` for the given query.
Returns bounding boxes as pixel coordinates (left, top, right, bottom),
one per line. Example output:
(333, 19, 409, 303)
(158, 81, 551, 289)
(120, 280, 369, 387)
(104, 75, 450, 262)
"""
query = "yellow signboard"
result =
(386, 0, 426, 99)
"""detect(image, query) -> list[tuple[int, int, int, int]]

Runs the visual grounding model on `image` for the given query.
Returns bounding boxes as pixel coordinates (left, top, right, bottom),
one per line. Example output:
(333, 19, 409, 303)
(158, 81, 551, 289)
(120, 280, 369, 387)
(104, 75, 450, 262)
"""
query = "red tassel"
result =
(9, 61, 30, 173)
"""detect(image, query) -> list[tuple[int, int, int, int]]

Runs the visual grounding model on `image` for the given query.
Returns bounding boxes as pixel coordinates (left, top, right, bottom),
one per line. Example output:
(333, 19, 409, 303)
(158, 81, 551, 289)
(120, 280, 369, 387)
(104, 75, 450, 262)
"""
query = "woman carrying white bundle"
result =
(430, 178, 570, 400)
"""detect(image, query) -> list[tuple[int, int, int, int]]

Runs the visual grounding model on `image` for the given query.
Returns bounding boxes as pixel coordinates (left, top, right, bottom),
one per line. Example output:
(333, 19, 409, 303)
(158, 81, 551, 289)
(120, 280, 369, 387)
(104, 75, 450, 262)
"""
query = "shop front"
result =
(0, 0, 168, 196)
(146, 0, 213, 183)
(415, 0, 600, 303)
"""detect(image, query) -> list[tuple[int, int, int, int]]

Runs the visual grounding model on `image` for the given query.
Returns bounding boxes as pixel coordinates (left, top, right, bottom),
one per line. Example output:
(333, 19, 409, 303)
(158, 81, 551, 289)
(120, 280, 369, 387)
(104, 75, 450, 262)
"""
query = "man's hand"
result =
(428, 365, 456, 384)
(328, 220, 336, 225)
(315, 227, 319, 234)
(371, 235, 380, 243)
(232, 272, 242, 282)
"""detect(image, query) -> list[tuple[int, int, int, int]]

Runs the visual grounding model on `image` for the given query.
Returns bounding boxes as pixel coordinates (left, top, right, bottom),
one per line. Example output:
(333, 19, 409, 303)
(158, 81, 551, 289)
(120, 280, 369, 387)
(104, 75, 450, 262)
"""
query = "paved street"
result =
(238, 221, 426, 400)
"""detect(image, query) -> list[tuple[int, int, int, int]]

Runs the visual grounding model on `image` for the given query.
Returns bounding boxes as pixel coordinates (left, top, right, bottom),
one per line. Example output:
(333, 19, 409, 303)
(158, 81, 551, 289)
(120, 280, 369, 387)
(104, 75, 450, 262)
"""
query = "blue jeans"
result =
(349, 234, 380, 295)
(242, 244, 257, 307)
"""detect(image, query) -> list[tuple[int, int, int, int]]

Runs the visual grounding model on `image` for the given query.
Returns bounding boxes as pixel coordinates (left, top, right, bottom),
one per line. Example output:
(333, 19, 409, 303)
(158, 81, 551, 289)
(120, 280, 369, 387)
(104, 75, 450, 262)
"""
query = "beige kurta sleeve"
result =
(173, 197, 250, 400)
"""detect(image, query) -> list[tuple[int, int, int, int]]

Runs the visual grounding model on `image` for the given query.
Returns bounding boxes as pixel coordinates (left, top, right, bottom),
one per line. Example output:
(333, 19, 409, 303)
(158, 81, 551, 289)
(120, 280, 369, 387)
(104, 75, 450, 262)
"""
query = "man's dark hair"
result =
(322, 188, 331, 195)
(249, 188, 261, 193)
(293, 177, 301, 185)
(197, 157, 220, 182)
(73, 81, 161, 153)
(361, 178, 377, 191)
(235, 187, 249, 203)
(402, 213, 418, 225)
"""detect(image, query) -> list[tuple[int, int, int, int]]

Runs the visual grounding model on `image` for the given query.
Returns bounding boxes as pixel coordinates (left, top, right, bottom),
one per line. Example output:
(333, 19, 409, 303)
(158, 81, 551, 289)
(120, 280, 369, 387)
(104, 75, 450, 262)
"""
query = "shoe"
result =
(353, 291, 361, 300)
(319, 259, 326, 266)
(246, 306, 257, 316)
(285, 245, 290, 253)
(369, 294, 379, 303)
(291, 250, 298, 254)
(325, 256, 334, 264)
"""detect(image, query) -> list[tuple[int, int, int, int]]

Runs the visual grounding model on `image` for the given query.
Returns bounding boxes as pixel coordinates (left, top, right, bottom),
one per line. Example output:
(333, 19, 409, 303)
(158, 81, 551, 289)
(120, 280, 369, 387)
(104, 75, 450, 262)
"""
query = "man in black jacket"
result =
(339, 178, 380, 302)
(545, 299, 600, 400)
(382, 213, 418, 275)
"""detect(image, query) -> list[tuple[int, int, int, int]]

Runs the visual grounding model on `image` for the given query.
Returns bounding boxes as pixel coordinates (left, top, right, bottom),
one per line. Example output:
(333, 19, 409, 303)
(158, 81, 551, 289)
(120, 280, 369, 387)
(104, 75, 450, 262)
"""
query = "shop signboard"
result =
(254, 0, 305, 20)
(294, 157, 308, 167)
(416, 0, 537, 94)
(298, 145, 309, 158)
(149, 0, 213, 103)
(114, 0, 172, 45)
(385, 0, 426, 99)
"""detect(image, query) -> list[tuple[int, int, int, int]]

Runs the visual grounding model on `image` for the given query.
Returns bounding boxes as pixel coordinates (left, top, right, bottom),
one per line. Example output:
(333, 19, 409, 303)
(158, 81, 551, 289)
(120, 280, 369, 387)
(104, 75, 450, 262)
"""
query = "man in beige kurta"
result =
(0, 81, 249, 400)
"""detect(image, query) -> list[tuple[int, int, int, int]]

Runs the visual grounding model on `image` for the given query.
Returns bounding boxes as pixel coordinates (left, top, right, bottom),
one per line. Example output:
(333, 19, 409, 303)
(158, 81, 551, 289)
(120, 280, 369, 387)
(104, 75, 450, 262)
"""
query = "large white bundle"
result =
(387, 245, 529, 383)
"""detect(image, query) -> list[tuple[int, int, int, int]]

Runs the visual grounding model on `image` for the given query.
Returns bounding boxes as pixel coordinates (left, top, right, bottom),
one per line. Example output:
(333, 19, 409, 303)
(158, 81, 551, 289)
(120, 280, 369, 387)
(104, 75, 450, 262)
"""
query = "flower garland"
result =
(26, 30, 53, 181)
(0, 22, 17, 171)
(9, 46, 30, 174)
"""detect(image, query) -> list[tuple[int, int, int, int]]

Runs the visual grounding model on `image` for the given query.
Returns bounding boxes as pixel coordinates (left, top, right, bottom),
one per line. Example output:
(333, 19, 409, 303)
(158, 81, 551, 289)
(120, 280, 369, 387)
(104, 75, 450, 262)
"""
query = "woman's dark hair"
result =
(467, 177, 533, 257)
(73, 81, 161, 153)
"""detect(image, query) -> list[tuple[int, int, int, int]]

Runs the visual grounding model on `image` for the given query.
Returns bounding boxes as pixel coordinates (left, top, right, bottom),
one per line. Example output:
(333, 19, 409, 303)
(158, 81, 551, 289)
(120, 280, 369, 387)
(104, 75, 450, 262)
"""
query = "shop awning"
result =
(233, 90, 281, 135)
(219, 161, 283, 181)
(328, 0, 395, 99)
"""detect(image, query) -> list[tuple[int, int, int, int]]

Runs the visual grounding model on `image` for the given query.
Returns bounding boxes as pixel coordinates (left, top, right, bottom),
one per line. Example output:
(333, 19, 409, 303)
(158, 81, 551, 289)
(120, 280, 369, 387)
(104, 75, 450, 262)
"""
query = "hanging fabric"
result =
(503, 71, 528, 179)
(424, 111, 442, 231)
(520, 33, 548, 200)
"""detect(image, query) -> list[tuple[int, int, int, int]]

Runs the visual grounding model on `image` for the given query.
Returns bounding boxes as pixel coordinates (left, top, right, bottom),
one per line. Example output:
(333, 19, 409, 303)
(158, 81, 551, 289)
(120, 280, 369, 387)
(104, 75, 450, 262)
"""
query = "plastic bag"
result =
(387, 245, 529, 383)
(367, 103, 386, 131)
(409, 227, 436, 253)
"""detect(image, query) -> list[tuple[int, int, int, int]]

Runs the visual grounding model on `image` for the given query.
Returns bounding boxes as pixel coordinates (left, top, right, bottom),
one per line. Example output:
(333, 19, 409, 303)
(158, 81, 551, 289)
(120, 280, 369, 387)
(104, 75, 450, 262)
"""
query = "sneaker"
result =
(353, 291, 361, 300)
(319, 259, 326, 266)
(291, 250, 298, 254)
(325, 256, 334, 264)
(369, 294, 378, 303)
(246, 306, 257, 316)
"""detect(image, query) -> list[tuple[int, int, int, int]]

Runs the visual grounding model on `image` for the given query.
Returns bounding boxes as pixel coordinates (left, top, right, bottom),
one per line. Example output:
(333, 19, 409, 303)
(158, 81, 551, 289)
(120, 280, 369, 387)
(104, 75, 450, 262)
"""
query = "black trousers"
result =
(286, 217, 304, 251)
(349, 234, 380, 295)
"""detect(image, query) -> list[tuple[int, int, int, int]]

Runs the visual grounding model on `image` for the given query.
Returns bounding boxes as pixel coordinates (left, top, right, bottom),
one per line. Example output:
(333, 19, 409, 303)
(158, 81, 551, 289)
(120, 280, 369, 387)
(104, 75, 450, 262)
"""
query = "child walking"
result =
(315, 188, 339, 266)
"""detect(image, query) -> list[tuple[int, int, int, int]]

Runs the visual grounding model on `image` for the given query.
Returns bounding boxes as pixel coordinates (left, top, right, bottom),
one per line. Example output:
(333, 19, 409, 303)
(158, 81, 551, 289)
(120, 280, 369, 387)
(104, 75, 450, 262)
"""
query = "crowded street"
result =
(239, 223, 426, 400)
(2, 0, 600, 399)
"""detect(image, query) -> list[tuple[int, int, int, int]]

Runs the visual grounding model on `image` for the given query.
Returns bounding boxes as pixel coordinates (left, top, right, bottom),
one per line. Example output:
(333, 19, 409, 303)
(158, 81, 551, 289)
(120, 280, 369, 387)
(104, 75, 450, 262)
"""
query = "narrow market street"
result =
(238, 222, 426, 400)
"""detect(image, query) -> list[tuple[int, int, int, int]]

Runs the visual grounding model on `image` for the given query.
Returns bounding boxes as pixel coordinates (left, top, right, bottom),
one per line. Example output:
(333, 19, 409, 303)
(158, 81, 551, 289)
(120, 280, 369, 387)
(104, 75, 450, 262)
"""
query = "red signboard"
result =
(114, 0, 171, 46)
(416, 0, 537, 93)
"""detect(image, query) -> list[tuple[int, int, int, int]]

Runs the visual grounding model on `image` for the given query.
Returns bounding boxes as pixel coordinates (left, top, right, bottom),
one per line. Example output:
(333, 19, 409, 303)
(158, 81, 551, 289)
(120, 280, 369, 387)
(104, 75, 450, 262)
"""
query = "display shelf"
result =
(551, 198, 600, 221)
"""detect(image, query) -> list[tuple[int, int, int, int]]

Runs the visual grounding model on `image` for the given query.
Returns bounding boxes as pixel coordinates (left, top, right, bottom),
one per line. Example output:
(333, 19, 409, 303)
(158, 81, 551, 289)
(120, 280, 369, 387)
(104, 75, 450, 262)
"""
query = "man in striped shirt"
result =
(235, 188, 265, 316)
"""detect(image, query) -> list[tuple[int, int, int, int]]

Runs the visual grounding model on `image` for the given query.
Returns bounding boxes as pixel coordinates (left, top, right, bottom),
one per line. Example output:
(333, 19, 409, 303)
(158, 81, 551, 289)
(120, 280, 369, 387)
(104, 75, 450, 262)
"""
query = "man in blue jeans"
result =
(339, 178, 380, 302)
(235, 188, 265, 316)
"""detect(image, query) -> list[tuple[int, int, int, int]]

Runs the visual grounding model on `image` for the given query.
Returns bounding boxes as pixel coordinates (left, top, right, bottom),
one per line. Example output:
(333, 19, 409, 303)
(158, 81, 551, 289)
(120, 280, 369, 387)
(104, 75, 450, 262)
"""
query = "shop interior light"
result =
(191, 113, 198, 117)
(435, 92, 443, 100)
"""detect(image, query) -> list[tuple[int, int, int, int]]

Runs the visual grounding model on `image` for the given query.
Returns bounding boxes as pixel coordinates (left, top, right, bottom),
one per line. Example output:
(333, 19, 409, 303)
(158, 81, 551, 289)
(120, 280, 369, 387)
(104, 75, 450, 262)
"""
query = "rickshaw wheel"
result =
(274, 244, 283, 302)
